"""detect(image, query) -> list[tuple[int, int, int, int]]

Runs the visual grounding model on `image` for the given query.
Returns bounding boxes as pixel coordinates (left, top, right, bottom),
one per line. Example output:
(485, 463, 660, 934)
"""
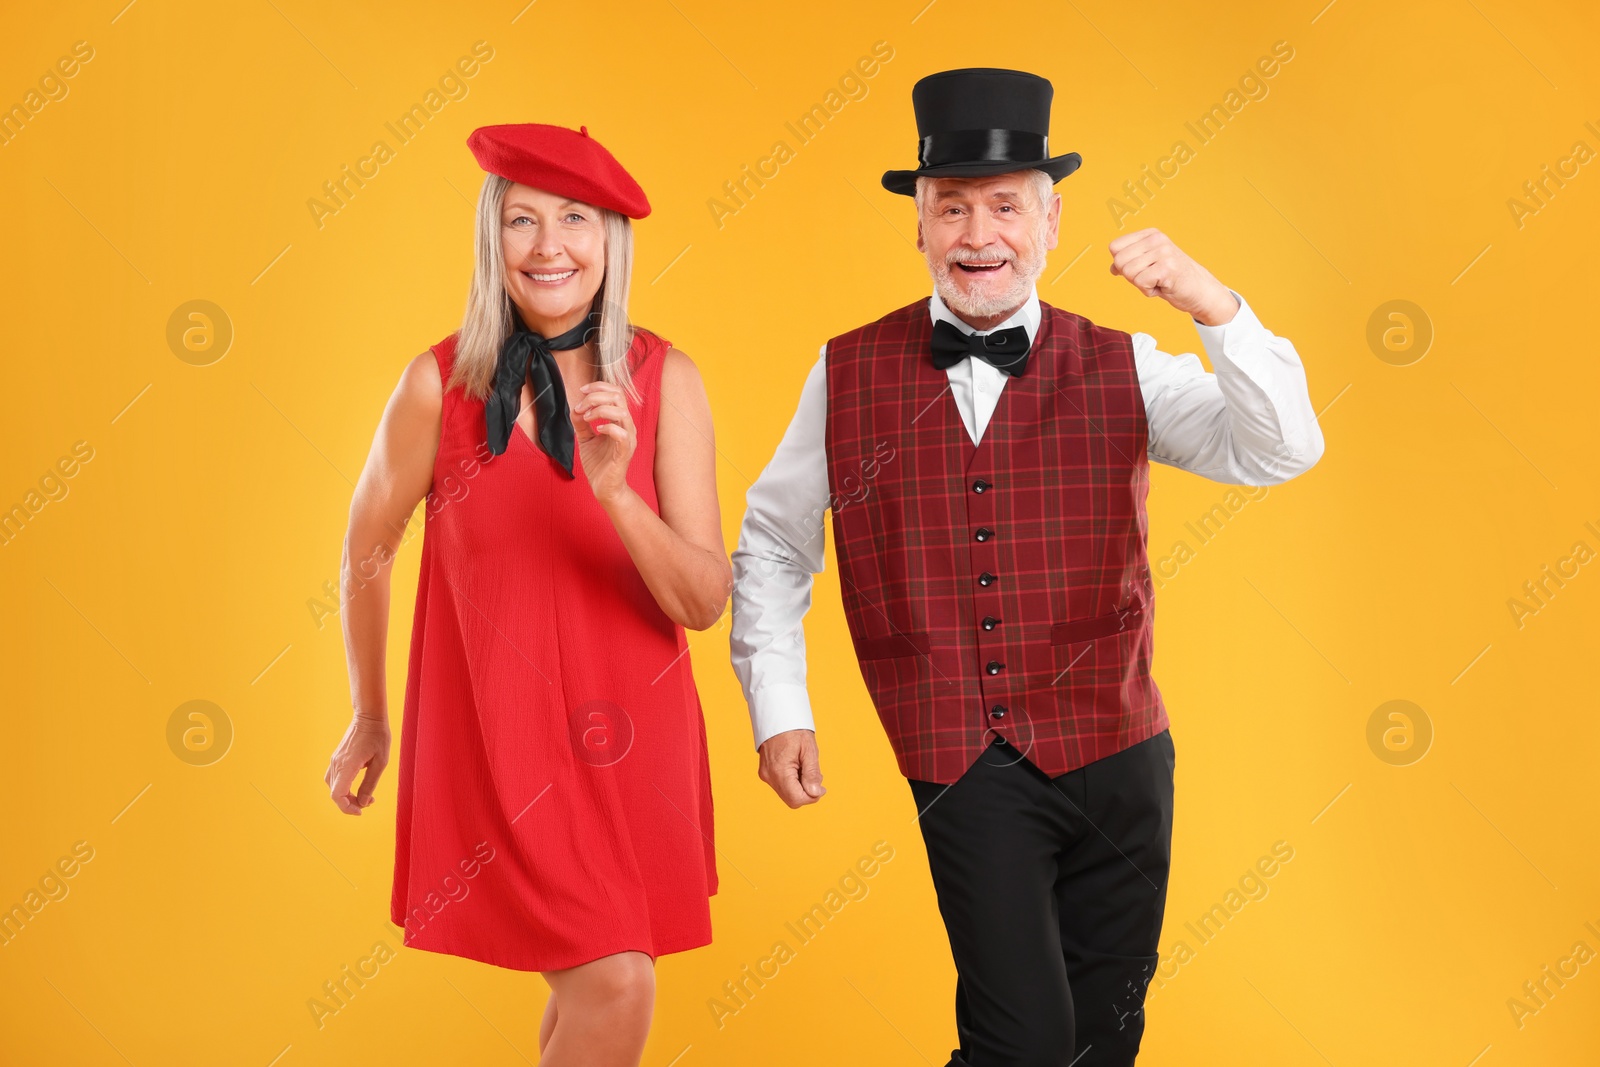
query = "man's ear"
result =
(1045, 193, 1062, 252)
(915, 216, 926, 253)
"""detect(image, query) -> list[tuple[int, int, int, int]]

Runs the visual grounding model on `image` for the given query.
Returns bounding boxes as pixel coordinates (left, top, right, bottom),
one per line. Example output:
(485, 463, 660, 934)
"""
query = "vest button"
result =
(972, 479, 991, 494)
(986, 660, 1004, 675)
(981, 615, 999, 631)
(978, 572, 997, 587)
(990, 704, 1007, 719)
(975, 527, 993, 542)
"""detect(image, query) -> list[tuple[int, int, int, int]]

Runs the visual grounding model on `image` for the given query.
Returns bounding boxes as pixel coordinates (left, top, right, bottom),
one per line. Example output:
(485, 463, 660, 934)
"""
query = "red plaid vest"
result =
(824, 297, 1169, 784)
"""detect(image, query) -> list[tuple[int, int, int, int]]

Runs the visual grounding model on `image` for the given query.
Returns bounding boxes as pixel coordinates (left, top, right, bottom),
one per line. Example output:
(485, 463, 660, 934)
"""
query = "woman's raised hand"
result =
(572, 380, 637, 504)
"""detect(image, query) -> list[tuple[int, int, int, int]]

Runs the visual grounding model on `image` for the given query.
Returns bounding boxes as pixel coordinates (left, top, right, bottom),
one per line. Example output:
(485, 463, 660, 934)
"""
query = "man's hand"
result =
(757, 729, 826, 807)
(1108, 228, 1239, 326)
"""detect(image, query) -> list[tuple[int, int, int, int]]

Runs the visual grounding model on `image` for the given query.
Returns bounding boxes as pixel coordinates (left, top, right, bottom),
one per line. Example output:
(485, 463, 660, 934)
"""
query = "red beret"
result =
(466, 122, 651, 219)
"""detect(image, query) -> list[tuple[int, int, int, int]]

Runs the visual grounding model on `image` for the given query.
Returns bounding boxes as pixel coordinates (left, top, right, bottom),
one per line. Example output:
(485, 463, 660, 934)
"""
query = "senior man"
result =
(730, 67, 1325, 1066)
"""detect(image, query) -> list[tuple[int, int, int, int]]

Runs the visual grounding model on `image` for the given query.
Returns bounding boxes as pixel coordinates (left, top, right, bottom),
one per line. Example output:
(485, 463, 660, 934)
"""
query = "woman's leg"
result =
(539, 991, 558, 1054)
(538, 950, 655, 1067)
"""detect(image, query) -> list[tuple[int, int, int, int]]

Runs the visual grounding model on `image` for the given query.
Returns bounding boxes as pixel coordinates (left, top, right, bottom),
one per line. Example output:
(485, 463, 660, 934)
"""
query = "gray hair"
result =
(446, 172, 639, 405)
(913, 168, 1055, 218)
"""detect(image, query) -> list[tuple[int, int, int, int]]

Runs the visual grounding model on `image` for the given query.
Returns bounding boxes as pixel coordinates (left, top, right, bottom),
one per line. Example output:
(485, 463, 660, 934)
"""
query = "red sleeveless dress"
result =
(389, 325, 718, 972)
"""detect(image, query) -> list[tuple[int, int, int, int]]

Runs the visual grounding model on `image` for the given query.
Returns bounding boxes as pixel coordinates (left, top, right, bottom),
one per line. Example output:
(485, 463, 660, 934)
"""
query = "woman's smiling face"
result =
(501, 182, 606, 333)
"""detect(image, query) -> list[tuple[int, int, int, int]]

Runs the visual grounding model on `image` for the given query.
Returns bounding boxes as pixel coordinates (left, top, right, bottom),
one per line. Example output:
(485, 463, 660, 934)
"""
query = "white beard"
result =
(927, 236, 1047, 319)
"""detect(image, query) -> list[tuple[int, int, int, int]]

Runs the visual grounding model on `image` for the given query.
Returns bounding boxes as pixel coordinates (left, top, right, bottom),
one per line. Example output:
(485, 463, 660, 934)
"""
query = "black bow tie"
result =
(929, 318, 1031, 376)
(485, 310, 600, 476)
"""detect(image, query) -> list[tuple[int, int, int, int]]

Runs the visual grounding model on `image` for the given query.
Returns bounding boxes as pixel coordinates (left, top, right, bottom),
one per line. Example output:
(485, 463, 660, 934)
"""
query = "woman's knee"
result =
(595, 954, 655, 1014)
(555, 952, 655, 1026)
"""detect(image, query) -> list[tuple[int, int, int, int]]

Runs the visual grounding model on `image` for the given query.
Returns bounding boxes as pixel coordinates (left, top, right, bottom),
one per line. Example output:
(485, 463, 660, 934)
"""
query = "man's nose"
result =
(962, 210, 993, 247)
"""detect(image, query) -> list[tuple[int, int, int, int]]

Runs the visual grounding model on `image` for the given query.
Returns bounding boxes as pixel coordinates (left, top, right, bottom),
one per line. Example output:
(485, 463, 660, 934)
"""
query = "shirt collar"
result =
(928, 284, 1041, 347)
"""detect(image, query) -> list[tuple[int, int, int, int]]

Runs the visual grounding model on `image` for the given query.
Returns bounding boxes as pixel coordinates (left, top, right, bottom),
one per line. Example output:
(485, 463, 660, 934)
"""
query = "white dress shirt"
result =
(729, 285, 1325, 750)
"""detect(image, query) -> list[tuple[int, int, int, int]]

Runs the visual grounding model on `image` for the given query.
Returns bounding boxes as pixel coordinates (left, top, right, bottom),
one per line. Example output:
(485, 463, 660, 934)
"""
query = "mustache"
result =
(945, 246, 1015, 267)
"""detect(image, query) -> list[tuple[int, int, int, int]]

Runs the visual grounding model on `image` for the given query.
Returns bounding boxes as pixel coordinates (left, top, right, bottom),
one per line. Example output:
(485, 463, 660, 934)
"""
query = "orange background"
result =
(2, 0, 1597, 1064)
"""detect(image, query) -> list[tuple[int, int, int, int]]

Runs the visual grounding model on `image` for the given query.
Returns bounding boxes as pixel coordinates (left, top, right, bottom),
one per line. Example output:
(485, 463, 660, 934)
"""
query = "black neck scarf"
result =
(484, 309, 601, 476)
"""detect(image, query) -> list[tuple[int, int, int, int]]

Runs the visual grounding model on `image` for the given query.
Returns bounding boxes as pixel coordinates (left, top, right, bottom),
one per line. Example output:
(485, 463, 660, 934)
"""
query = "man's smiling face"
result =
(916, 171, 1061, 328)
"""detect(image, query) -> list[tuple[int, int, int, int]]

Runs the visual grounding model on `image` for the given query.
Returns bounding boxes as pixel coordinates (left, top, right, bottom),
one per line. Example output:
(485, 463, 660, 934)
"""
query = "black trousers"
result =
(908, 729, 1175, 1067)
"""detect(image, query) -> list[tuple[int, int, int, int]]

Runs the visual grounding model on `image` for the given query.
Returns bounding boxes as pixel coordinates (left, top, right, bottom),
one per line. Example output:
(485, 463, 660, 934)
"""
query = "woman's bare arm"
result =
(582, 347, 731, 631)
(324, 347, 441, 812)
(343, 350, 443, 716)
(325, 350, 441, 814)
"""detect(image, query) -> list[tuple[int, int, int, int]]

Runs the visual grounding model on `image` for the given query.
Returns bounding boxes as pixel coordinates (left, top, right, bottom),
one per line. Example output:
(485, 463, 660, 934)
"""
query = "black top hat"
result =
(881, 68, 1082, 197)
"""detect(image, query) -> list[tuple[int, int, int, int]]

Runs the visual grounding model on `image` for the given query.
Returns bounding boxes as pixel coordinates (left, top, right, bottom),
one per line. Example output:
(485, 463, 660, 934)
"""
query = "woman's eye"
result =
(564, 213, 585, 223)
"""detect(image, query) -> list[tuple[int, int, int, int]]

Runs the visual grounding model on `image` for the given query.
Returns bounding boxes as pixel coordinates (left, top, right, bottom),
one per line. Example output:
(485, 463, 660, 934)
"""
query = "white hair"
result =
(448, 172, 639, 405)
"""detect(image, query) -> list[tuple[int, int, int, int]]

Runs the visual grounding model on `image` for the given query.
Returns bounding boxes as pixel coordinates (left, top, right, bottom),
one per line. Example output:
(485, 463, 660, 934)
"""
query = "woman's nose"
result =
(529, 227, 562, 258)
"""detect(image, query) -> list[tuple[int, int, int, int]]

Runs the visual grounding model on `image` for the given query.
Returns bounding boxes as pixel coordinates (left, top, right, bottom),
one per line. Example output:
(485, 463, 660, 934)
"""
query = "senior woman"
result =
(322, 122, 729, 1067)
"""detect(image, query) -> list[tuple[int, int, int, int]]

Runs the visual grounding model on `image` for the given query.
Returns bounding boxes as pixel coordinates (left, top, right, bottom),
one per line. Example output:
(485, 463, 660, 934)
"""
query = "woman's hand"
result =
(325, 713, 391, 815)
(572, 380, 637, 505)
(581, 347, 730, 630)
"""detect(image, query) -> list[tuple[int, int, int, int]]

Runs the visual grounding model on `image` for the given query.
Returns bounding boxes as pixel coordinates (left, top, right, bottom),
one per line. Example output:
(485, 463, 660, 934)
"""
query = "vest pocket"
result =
(854, 631, 931, 661)
(1049, 603, 1145, 646)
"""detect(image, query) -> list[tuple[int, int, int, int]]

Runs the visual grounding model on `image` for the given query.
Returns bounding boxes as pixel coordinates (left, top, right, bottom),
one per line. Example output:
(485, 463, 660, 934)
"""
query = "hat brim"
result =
(880, 152, 1082, 196)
